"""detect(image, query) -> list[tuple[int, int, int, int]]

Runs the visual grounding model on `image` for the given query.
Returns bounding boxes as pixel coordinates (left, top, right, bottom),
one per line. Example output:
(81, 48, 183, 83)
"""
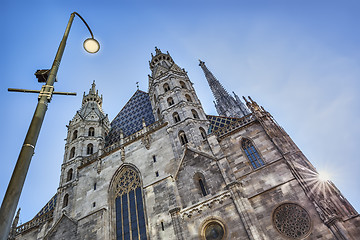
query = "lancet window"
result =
(185, 94, 192, 102)
(242, 138, 265, 169)
(194, 172, 208, 197)
(69, 147, 75, 159)
(63, 194, 69, 208)
(192, 109, 199, 119)
(163, 83, 170, 92)
(179, 131, 188, 145)
(199, 127, 207, 140)
(87, 143, 94, 155)
(72, 130, 78, 140)
(180, 81, 187, 89)
(157, 109, 161, 120)
(167, 97, 174, 106)
(66, 169, 73, 182)
(88, 127, 95, 136)
(112, 167, 147, 240)
(173, 112, 181, 123)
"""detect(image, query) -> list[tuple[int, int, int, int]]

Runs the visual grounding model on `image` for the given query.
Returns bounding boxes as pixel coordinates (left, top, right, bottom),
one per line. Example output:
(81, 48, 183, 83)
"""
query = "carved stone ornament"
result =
(142, 134, 151, 150)
(273, 203, 311, 239)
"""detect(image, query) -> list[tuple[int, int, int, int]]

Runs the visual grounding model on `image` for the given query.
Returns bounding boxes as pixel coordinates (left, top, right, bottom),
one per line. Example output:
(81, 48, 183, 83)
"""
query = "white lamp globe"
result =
(83, 38, 100, 53)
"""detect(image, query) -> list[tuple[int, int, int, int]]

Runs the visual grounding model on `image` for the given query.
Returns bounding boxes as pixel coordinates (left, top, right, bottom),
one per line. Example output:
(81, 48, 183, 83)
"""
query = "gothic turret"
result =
(148, 48, 209, 157)
(55, 81, 110, 221)
(199, 60, 249, 118)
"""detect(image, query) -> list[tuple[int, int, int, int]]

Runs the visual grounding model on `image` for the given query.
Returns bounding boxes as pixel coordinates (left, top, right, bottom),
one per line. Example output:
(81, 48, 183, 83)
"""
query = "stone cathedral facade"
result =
(11, 48, 360, 240)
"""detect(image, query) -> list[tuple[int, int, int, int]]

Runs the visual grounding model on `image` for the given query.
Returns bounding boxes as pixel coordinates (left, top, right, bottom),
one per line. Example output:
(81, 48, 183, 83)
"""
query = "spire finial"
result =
(155, 46, 162, 55)
(90, 80, 96, 94)
(136, 82, 139, 90)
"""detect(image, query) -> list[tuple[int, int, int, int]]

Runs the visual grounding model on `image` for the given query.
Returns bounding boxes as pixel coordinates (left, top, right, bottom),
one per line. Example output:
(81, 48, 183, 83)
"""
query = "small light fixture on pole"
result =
(84, 38, 100, 53)
(0, 12, 100, 240)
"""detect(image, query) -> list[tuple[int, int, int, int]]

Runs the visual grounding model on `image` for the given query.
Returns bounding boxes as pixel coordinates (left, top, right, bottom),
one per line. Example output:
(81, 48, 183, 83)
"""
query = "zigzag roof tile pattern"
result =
(105, 90, 155, 146)
(206, 115, 241, 133)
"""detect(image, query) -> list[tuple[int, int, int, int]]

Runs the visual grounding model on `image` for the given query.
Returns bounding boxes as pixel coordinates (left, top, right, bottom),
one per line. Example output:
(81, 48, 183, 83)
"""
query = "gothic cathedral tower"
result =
(55, 81, 110, 222)
(148, 48, 209, 158)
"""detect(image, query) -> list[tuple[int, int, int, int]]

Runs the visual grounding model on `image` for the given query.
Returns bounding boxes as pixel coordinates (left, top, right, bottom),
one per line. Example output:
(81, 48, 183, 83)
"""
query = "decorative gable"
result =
(174, 148, 225, 208)
(44, 214, 78, 240)
(170, 63, 183, 73)
(153, 65, 169, 78)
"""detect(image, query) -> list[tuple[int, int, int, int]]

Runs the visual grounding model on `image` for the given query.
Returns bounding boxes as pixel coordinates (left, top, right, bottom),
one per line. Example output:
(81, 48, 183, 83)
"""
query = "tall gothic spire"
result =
(199, 60, 250, 118)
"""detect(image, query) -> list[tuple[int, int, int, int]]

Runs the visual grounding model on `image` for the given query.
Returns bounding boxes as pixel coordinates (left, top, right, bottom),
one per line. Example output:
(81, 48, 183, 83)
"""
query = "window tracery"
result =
(273, 203, 311, 239)
(241, 138, 264, 169)
(112, 167, 147, 240)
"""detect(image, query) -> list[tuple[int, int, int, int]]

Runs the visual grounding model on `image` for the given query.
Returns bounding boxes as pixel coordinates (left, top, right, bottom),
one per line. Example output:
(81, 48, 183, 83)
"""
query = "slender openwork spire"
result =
(199, 60, 250, 118)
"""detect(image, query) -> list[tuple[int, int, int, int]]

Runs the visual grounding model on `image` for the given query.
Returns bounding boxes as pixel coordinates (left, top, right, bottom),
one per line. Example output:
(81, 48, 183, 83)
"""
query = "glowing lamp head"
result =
(83, 38, 100, 53)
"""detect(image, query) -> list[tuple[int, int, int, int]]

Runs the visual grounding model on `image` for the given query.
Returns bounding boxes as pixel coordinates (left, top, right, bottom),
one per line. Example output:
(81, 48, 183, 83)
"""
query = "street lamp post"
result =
(0, 12, 100, 240)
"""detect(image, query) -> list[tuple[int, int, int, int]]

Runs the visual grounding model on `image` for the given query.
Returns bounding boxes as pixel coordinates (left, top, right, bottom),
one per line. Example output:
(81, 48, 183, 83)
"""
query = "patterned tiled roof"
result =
(206, 115, 240, 133)
(105, 90, 155, 146)
(33, 194, 57, 219)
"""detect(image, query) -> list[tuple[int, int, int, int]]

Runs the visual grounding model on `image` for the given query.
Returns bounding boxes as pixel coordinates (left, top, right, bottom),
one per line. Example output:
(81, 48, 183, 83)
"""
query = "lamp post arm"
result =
(73, 12, 95, 39)
(0, 12, 79, 240)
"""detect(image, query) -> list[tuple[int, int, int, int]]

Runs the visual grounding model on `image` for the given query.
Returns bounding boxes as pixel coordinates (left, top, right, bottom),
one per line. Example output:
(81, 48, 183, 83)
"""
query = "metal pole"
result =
(0, 13, 75, 239)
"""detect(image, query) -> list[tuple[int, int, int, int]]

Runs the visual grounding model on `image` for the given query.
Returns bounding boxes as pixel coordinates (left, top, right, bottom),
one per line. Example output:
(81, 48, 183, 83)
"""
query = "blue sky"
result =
(1, 1, 359, 224)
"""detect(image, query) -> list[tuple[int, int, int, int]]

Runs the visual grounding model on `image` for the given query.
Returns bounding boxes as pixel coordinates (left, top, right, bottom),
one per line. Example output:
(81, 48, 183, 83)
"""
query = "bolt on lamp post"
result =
(0, 12, 100, 240)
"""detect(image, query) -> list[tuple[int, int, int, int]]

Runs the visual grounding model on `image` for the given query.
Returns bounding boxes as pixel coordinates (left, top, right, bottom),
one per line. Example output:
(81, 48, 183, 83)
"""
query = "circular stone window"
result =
(204, 221, 225, 240)
(273, 203, 311, 239)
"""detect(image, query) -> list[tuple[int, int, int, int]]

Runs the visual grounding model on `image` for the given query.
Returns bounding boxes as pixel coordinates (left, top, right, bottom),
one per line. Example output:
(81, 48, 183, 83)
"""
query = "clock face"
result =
(204, 222, 225, 240)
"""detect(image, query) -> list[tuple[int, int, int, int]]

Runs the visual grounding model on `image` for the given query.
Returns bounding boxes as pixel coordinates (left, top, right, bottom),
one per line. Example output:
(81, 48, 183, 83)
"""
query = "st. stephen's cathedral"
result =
(10, 48, 360, 239)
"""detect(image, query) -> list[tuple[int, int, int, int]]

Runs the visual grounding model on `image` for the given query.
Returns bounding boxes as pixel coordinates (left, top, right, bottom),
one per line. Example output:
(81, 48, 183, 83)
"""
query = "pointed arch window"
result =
(66, 169, 73, 182)
(88, 127, 95, 136)
(163, 83, 170, 92)
(63, 194, 69, 208)
(167, 97, 174, 106)
(179, 131, 188, 145)
(157, 109, 161, 120)
(199, 127, 207, 140)
(69, 147, 75, 159)
(194, 173, 208, 196)
(242, 138, 265, 169)
(72, 130, 78, 140)
(112, 167, 148, 240)
(180, 81, 187, 89)
(87, 143, 94, 155)
(173, 112, 181, 123)
(185, 94, 192, 102)
(153, 94, 157, 103)
(192, 109, 199, 119)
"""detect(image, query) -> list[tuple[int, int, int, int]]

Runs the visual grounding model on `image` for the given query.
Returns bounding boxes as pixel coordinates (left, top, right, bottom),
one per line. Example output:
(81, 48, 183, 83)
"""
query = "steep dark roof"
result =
(105, 90, 155, 146)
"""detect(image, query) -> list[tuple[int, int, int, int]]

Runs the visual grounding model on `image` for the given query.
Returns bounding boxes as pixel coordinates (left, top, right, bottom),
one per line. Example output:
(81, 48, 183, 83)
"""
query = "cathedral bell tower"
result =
(55, 81, 110, 219)
(148, 47, 209, 157)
